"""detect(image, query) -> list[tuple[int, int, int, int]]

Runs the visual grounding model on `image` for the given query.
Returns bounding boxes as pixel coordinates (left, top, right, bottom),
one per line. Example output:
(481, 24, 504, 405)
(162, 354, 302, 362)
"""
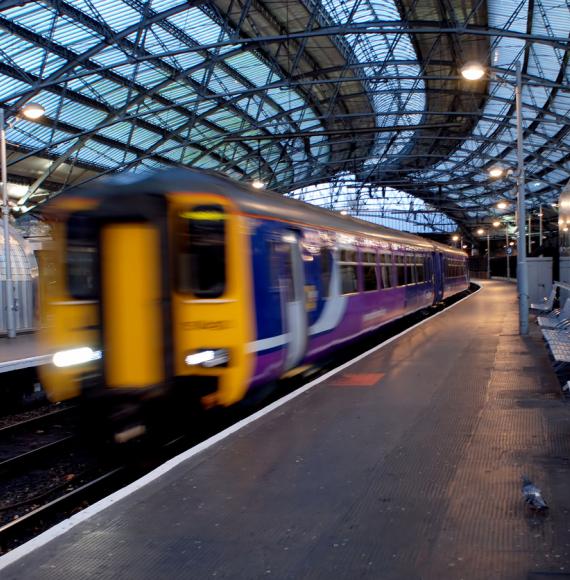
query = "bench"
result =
(541, 328, 570, 371)
(531, 283, 558, 312)
(537, 298, 570, 329)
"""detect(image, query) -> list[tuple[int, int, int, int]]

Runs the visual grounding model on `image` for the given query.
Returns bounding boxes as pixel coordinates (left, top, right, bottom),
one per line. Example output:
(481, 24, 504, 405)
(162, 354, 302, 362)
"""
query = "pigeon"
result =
(521, 476, 548, 512)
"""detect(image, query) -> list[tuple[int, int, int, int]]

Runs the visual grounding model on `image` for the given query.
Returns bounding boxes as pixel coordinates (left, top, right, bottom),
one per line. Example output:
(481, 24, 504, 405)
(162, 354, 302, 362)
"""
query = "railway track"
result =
(0, 435, 76, 472)
(0, 466, 127, 554)
(0, 405, 76, 438)
(0, 405, 79, 472)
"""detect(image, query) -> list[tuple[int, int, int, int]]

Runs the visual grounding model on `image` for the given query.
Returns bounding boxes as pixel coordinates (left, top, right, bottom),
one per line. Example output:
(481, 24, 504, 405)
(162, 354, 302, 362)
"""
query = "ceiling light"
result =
(251, 179, 265, 189)
(493, 221, 501, 227)
(477, 228, 485, 235)
(461, 62, 485, 81)
(21, 102, 45, 120)
(497, 201, 507, 209)
(452, 235, 459, 241)
(340, 210, 348, 216)
(489, 166, 504, 178)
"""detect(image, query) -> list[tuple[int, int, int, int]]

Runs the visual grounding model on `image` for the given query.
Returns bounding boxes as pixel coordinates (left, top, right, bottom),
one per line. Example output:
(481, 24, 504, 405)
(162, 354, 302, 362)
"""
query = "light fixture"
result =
(452, 234, 459, 242)
(497, 201, 508, 210)
(489, 166, 504, 178)
(509, 241, 515, 246)
(185, 349, 229, 368)
(21, 102, 45, 120)
(493, 221, 501, 227)
(462, 244, 468, 249)
(340, 210, 348, 215)
(477, 228, 485, 235)
(460, 62, 485, 81)
(251, 179, 265, 189)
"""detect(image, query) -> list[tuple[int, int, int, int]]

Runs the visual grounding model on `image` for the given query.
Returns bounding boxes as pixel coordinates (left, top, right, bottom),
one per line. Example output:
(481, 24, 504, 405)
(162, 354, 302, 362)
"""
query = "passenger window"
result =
(380, 253, 393, 289)
(395, 255, 406, 286)
(416, 255, 424, 283)
(267, 241, 281, 291)
(339, 249, 358, 294)
(362, 251, 378, 292)
(176, 205, 226, 298)
(405, 255, 415, 285)
(320, 248, 332, 299)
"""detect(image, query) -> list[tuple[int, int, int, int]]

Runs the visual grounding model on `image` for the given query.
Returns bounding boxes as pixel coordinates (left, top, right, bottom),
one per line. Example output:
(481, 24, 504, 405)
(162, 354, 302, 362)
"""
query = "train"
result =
(39, 168, 469, 442)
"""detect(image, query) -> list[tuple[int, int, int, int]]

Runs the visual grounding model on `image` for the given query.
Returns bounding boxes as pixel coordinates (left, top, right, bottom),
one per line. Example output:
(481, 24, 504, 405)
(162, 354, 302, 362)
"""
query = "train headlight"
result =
(52, 347, 102, 368)
(185, 349, 229, 368)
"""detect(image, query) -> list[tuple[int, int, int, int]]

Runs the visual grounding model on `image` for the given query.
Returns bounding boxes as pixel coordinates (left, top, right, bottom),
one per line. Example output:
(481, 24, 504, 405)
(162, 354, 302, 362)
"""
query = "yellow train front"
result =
(40, 176, 255, 443)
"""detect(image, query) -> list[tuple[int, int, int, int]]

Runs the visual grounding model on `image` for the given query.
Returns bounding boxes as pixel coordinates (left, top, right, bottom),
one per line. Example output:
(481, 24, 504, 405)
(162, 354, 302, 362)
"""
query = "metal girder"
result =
(31, 0, 300, 179)
(0, 0, 568, 235)
(108, 21, 569, 57)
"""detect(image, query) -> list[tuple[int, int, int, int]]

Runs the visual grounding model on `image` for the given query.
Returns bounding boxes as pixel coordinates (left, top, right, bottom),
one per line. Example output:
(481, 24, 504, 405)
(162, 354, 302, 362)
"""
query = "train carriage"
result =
(39, 169, 469, 441)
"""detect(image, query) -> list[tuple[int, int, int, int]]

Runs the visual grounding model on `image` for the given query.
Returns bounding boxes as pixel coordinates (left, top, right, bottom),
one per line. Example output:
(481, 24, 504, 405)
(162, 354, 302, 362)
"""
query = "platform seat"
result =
(541, 328, 570, 369)
(531, 283, 558, 312)
(538, 299, 570, 329)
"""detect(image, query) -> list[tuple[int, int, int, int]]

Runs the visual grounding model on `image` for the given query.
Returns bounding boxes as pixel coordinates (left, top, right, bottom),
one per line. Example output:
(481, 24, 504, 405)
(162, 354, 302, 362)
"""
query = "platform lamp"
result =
(462, 60, 528, 335)
(1, 102, 45, 338)
(451, 234, 460, 248)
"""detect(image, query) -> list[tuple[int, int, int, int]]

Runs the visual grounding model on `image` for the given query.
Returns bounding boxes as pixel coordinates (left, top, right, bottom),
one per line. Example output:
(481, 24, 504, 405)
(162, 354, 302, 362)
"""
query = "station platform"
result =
(0, 333, 49, 373)
(2, 280, 570, 579)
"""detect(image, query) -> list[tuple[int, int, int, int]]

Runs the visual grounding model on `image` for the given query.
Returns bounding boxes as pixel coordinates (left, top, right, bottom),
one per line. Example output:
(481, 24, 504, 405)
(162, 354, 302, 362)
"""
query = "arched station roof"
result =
(0, 0, 568, 235)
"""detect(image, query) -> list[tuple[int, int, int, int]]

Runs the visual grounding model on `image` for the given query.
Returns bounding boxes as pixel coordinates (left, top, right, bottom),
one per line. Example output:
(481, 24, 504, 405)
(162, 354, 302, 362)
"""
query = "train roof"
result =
(51, 168, 466, 257)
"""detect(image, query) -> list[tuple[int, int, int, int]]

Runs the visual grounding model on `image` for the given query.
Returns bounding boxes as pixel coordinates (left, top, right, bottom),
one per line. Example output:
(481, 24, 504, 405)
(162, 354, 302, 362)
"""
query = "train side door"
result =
(433, 252, 444, 302)
(281, 231, 308, 371)
(101, 222, 166, 391)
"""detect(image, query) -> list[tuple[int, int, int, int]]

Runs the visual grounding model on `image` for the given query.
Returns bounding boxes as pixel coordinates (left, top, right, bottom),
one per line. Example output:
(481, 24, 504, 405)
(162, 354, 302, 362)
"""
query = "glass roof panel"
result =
(0, 0, 566, 231)
(70, 0, 142, 32)
(0, 74, 30, 102)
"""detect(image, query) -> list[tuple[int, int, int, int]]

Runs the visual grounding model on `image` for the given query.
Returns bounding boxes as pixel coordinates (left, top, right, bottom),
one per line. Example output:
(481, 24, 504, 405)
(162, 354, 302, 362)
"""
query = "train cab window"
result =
(339, 249, 358, 294)
(395, 255, 406, 286)
(380, 253, 393, 289)
(176, 205, 226, 298)
(362, 251, 378, 291)
(320, 248, 332, 299)
(66, 214, 99, 300)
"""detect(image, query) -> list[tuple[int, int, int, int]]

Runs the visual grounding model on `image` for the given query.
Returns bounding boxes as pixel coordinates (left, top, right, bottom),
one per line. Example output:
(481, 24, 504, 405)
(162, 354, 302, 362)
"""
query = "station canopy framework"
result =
(0, 0, 569, 236)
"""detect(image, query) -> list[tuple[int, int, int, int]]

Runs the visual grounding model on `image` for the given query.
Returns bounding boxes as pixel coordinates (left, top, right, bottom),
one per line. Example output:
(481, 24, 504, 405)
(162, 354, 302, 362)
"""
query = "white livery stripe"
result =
(247, 333, 289, 353)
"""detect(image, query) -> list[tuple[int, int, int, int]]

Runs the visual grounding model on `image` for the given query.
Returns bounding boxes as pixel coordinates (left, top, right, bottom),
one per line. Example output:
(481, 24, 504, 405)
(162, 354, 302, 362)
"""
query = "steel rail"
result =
(0, 436, 77, 472)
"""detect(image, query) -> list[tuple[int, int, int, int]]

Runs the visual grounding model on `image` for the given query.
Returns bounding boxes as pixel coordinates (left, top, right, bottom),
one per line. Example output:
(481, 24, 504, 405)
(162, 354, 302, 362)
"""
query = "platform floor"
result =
(2, 280, 570, 579)
(0, 333, 49, 372)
